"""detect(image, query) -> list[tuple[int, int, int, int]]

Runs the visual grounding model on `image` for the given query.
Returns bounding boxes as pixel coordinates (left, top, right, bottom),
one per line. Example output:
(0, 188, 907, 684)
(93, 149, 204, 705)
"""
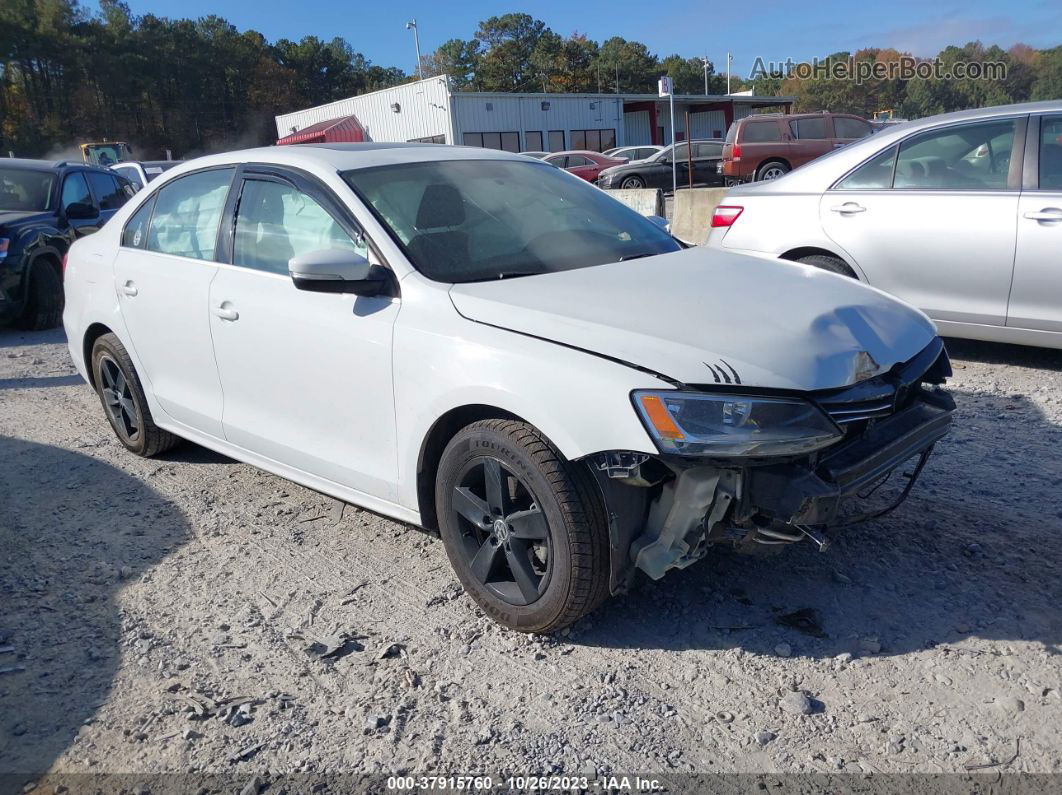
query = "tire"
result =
(91, 333, 179, 457)
(796, 253, 857, 278)
(13, 258, 64, 330)
(435, 419, 610, 633)
(619, 175, 646, 189)
(756, 161, 790, 181)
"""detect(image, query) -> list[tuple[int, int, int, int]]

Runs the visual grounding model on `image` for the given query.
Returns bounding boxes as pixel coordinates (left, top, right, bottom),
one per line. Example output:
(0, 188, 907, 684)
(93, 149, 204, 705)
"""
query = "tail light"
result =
(0, 238, 9, 261)
(711, 205, 744, 228)
(731, 143, 742, 161)
(61, 253, 68, 279)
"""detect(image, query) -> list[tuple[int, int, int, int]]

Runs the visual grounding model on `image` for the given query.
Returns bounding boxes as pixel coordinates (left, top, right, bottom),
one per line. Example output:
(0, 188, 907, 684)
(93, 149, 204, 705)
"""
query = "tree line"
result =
(2, 3, 1060, 159)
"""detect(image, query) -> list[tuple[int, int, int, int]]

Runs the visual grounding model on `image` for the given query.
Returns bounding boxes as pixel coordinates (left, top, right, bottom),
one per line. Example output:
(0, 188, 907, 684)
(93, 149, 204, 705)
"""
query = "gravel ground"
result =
(1, 326, 1060, 788)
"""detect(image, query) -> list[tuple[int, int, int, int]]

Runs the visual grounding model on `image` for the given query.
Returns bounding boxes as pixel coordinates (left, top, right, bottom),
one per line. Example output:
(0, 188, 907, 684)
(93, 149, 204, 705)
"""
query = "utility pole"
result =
(701, 55, 710, 95)
(726, 52, 732, 94)
(406, 19, 423, 80)
(659, 76, 676, 195)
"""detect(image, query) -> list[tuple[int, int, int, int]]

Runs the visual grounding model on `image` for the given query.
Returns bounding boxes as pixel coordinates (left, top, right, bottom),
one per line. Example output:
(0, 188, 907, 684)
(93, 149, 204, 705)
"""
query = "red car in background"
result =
(543, 150, 627, 182)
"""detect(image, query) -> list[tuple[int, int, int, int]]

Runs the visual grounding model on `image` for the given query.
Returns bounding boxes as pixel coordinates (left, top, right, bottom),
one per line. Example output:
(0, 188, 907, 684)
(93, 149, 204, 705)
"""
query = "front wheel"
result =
(619, 175, 646, 189)
(435, 419, 610, 633)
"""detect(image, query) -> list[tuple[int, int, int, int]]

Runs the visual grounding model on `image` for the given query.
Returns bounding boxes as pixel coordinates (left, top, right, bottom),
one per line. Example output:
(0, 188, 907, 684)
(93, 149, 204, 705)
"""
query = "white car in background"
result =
(706, 100, 1062, 349)
(63, 143, 954, 632)
(602, 145, 664, 162)
(111, 160, 182, 190)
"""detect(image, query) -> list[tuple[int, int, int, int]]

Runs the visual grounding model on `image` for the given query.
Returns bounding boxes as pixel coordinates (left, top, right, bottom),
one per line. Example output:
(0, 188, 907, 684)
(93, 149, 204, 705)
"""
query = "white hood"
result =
(448, 247, 937, 391)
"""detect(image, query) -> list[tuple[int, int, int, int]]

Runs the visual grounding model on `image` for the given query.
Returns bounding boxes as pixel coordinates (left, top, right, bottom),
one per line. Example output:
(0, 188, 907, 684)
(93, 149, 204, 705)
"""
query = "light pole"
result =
(726, 52, 733, 94)
(701, 55, 710, 95)
(406, 19, 423, 80)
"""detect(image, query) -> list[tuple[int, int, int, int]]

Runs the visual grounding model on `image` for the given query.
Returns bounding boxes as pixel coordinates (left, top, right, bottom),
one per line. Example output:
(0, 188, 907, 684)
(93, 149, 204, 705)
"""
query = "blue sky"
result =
(113, 0, 1061, 78)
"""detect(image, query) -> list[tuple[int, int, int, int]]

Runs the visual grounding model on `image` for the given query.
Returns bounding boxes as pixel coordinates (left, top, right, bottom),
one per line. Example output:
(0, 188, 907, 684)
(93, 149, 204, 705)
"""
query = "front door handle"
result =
(1023, 208, 1062, 222)
(830, 202, 866, 214)
(118, 280, 138, 297)
(213, 304, 239, 322)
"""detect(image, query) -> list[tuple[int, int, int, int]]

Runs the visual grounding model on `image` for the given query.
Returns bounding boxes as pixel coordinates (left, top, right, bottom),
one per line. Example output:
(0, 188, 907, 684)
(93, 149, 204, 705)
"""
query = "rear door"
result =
(564, 155, 597, 181)
(692, 141, 723, 185)
(113, 167, 235, 437)
(1009, 114, 1062, 332)
(820, 116, 1024, 326)
(788, 116, 832, 167)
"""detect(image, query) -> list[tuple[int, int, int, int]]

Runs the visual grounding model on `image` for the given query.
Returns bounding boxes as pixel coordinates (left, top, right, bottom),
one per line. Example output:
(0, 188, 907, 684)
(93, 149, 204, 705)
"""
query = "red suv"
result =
(721, 112, 874, 184)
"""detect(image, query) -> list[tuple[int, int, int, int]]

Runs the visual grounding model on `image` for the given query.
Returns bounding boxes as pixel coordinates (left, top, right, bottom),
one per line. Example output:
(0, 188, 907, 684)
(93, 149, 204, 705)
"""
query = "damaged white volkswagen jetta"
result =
(63, 143, 955, 632)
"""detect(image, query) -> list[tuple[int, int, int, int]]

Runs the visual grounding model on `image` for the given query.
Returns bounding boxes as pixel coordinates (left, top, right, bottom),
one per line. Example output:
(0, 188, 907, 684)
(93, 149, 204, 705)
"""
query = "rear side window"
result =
(894, 119, 1015, 190)
(115, 165, 144, 190)
(147, 168, 234, 260)
(87, 172, 128, 211)
(233, 179, 364, 275)
(790, 118, 827, 139)
(742, 121, 782, 142)
(61, 173, 92, 211)
(835, 146, 898, 190)
(122, 196, 155, 248)
(1039, 116, 1062, 190)
(835, 117, 873, 139)
(695, 142, 722, 158)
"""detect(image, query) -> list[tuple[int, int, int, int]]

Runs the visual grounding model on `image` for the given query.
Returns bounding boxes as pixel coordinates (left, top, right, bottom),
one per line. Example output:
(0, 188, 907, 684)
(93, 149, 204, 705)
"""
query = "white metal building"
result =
(275, 76, 793, 152)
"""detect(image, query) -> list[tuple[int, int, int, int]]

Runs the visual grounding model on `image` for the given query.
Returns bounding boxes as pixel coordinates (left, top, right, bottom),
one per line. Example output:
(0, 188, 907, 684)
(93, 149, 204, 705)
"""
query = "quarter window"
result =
(1039, 116, 1062, 191)
(790, 118, 827, 139)
(146, 168, 234, 260)
(835, 146, 898, 190)
(893, 119, 1016, 190)
(61, 173, 92, 211)
(233, 179, 364, 275)
(741, 121, 782, 142)
(122, 196, 155, 248)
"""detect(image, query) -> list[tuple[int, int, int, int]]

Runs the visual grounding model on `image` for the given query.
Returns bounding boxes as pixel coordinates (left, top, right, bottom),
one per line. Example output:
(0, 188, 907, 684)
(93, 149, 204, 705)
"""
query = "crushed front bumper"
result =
(744, 388, 954, 527)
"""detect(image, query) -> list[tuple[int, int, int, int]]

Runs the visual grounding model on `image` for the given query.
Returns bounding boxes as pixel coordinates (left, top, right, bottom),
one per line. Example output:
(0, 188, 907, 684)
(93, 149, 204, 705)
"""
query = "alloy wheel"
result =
(450, 457, 552, 606)
(761, 166, 786, 180)
(99, 355, 141, 442)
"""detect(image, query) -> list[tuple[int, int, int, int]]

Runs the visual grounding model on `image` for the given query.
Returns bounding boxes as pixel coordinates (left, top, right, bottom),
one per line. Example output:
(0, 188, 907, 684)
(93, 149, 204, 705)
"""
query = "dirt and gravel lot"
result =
(1, 326, 1060, 790)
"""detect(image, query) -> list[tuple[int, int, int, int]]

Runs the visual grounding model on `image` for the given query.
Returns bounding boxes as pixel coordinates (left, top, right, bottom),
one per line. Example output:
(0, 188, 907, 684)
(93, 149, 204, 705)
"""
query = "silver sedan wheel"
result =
(99, 355, 141, 442)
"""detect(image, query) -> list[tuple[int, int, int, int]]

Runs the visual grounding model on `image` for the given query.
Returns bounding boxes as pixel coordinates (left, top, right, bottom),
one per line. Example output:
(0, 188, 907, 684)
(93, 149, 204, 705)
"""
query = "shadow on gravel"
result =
(944, 337, 1062, 372)
(0, 327, 67, 349)
(0, 436, 190, 783)
(580, 387, 1062, 659)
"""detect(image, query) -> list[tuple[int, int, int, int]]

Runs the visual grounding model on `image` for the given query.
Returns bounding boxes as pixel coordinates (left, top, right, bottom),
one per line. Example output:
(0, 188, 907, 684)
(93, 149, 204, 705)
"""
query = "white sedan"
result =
(64, 143, 954, 632)
(705, 100, 1062, 349)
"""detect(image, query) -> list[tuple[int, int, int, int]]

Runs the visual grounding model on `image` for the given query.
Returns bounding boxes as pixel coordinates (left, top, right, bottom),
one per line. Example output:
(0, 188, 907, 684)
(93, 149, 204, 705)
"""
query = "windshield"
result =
(343, 159, 680, 283)
(0, 168, 54, 212)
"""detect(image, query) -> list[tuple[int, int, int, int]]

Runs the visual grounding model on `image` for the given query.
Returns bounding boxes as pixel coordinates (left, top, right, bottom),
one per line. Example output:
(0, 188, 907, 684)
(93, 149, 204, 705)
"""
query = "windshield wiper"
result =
(619, 252, 653, 261)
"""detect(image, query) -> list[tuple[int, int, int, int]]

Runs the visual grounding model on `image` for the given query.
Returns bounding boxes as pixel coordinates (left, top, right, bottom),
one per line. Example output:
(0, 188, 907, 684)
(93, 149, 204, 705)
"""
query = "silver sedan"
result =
(705, 100, 1062, 349)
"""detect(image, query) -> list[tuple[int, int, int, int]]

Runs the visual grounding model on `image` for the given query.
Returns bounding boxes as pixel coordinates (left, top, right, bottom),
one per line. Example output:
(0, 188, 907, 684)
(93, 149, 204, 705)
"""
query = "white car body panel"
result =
(705, 100, 1062, 349)
(63, 142, 939, 528)
(449, 246, 935, 391)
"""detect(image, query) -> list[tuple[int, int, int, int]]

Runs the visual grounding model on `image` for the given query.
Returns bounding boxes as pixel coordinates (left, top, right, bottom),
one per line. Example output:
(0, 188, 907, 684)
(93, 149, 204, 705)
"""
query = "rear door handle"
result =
(118, 280, 138, 297)
(830, 202, 866, 214)
(1023, 208, 1062, 222)
(213, 304, 239, 322)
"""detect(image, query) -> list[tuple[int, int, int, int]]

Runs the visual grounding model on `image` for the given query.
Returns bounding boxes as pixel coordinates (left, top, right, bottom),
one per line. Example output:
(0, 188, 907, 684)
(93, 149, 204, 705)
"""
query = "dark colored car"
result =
(0, 159, 134, 329)
(596, 140, 725, 191)
(542, 150, 627, 182)
(721, 112, 874, 184)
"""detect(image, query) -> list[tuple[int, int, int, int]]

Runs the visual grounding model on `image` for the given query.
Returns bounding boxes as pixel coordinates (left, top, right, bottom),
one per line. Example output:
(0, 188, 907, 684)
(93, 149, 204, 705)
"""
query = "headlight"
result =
(633, 390, 842, 457)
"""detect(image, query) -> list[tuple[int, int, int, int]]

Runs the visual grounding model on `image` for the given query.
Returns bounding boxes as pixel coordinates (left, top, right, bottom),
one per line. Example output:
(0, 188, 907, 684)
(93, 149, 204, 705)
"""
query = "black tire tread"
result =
(14, 258, 64, 331)
(92, 333, 180, 457)
(797, 253, 857, 278)
(448, 419, 611, 633)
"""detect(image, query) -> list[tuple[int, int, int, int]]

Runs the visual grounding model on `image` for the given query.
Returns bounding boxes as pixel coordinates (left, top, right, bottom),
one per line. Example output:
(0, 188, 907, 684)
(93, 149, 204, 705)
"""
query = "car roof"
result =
(0, 158, 114, 173)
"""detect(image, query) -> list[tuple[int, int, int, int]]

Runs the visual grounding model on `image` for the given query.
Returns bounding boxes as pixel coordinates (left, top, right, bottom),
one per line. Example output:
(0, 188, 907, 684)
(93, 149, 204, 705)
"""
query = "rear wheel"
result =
(796, 253, 857, 278)
(756, 161, 790, 181)
(14, 258, 64, 330)
(91, 333, 179, 457)
(619, 175, 646, 189)
(435, 419, 610, 633)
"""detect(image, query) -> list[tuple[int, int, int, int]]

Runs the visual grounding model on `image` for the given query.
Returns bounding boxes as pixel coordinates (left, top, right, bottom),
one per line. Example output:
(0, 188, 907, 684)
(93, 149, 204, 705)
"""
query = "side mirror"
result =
(289, 248, 390, 296)
(646, 215, 670, 233)
(65, 202, 99, 220)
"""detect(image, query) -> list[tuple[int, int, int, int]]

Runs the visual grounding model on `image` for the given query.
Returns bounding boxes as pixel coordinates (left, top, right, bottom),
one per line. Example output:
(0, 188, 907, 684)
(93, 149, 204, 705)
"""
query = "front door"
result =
(820, 116, 1022, 326)
(1010, 114, 1062, 332)
(113, 167, 235, 437)
(59, 172, 104, 237)
(208, 171, 400, 500)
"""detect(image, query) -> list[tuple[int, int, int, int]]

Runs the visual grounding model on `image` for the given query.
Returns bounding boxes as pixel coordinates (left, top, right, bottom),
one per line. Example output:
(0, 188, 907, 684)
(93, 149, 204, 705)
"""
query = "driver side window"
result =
(61, 173, 93, 212)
